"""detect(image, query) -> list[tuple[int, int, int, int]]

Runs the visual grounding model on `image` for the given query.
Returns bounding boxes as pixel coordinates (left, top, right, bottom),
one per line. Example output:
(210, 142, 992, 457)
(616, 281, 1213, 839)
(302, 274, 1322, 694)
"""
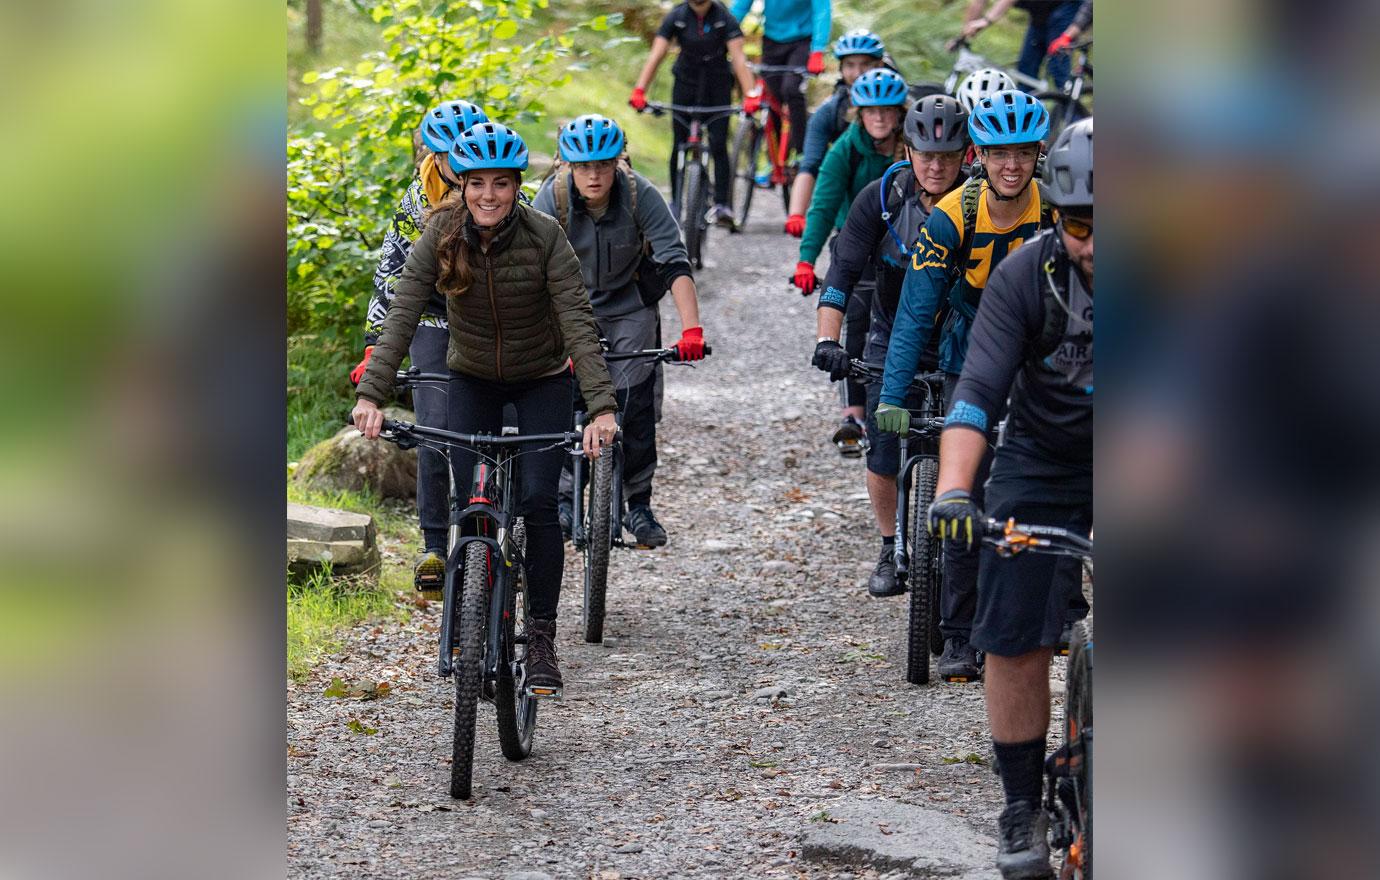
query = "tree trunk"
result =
(306, 0, 323, 55)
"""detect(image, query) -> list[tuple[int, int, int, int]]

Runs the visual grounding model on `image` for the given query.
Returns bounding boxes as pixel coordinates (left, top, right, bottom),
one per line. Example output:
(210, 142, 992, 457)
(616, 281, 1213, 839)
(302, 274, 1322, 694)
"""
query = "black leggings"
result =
(671, 76, 734, 206)
(762, 36, 810, 155)
(447, 371, 573, 620)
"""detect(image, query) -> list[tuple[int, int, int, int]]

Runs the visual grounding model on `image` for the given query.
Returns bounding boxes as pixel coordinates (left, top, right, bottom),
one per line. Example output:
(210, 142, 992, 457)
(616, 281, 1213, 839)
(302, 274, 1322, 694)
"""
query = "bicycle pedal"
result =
(524, 685, 563, 700)
(942, 673, 982, 684)
(836, 439, 865, 458)
(418, 588, 442, 603)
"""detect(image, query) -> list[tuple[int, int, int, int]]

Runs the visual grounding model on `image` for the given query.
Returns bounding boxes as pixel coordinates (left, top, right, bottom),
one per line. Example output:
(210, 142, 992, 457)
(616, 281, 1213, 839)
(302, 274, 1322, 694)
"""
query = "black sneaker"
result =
(867, 547, 904, 597)
(523, 617, 563, 698)
(831, 416, 866, 458)
(624, 504, 668, 548)
(558, 498, 573, 542)
(996, 800, 1053, 879)
(712, 203, 736, 229)
(938, 636, 982, 682)
(413, 549, 445, 599)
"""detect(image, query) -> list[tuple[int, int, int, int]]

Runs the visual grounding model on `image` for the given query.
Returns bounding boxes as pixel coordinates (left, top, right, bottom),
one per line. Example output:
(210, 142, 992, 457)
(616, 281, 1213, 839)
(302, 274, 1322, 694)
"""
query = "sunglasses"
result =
(1055, 209, 1093, 240)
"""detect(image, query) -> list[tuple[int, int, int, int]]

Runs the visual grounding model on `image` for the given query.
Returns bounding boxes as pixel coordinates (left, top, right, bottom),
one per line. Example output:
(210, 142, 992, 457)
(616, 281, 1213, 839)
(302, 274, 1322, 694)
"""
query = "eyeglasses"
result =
(1055, 209, 1093, 240)
(912, 150, 965, 165)
(574, 159, 617, 173)
(983, 146, 1039, 166)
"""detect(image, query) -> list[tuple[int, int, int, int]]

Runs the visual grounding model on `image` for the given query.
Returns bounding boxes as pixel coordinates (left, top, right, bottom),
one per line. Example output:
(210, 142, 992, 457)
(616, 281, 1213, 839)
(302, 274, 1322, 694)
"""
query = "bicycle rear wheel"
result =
(729, 118, 761, 229)
(495, 519, 537, 761)
(582, 452, 613, 643)
(905, 457, 938, 685)
(682, 160, 708, 270)
(450, 541, 489, 799)
(1063, 619, 1093, 878)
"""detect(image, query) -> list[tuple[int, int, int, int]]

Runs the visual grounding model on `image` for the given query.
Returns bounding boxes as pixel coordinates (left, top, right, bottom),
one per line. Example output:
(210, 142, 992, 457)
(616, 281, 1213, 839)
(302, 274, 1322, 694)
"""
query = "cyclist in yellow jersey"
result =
(876, 89, 1053, 682)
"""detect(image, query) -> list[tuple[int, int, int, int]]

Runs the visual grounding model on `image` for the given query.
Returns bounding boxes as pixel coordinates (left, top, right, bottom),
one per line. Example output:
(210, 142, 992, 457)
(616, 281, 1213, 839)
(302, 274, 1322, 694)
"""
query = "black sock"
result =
(423, 530, 446, 556)
(628, 490, 651, 509)
(993, 737, 1046, 807)
(881, 535, 895, 555)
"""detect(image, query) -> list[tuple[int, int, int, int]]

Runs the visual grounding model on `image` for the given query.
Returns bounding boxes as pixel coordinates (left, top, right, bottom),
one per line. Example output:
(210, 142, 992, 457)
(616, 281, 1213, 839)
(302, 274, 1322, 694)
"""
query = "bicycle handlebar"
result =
(349, 413, 584, 450)
(640, 102, 739, 117)
(980, 517, 1093, 559)
(749, 63, 815, 76)
(603, 345, 714, 363)
(848, 359, 945, 389)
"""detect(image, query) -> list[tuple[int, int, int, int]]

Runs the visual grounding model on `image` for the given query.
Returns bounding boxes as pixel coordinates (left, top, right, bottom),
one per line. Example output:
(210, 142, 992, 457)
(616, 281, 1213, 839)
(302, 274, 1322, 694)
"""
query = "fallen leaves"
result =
(323, 677, 392, 701)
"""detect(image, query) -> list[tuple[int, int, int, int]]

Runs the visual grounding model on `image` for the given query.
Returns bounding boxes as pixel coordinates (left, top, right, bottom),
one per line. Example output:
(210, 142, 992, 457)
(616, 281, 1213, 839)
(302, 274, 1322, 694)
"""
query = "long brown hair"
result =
(429, 200, 476, 296)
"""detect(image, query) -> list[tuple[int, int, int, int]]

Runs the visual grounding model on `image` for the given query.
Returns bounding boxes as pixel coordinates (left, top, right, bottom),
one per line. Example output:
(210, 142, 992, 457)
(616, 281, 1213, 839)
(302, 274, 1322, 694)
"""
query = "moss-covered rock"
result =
(294, 406, 418, 500)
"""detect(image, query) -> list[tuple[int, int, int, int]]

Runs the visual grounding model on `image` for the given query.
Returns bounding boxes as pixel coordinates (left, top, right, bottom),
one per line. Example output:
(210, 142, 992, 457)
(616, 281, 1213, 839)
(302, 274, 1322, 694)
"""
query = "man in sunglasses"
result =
(927, 117, 1092, 879)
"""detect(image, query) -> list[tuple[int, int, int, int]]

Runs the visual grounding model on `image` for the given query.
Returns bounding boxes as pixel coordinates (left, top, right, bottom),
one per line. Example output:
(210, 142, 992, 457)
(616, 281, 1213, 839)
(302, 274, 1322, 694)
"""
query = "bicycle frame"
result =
(746, 63, 810, 186)
(943, 41, 1049, 94)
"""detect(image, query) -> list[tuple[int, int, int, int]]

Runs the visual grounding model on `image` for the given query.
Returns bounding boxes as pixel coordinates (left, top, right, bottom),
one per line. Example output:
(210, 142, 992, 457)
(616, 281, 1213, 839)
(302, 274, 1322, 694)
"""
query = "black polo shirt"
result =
(657, 1, 743, 84)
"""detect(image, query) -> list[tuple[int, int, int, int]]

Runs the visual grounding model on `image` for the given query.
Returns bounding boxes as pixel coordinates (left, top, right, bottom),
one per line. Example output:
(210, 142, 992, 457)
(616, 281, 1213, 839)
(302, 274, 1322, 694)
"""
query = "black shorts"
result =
(864, 380, 930, 477)
(970, 445, 1092, 657)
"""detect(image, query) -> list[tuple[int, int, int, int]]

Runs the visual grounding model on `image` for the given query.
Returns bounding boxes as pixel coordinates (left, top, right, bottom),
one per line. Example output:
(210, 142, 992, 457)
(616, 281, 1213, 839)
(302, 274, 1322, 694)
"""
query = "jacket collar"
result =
(463, 201, 523, 254)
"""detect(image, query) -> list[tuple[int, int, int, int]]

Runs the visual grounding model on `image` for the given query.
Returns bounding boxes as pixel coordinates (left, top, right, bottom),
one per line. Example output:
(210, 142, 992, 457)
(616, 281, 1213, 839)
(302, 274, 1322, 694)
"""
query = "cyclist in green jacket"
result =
(791, 68, 908, 455)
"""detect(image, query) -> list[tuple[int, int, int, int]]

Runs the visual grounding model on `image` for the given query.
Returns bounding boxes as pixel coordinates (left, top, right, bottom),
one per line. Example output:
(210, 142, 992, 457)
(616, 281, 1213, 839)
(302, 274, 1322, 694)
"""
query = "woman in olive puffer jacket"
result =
(353, 123, 617, 694)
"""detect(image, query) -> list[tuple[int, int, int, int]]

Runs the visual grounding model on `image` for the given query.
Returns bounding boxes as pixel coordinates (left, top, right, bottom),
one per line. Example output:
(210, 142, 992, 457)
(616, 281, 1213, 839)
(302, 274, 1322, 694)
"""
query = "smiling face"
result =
(980, 143, 1041, 199)
(462, 169, 518, 226)
(859, 105, 901, 141)
(839, 55, 882, 86)
(907, 146, 965, 195)
(1058, 209, 1094, 283)
(571, 159, 617, 206)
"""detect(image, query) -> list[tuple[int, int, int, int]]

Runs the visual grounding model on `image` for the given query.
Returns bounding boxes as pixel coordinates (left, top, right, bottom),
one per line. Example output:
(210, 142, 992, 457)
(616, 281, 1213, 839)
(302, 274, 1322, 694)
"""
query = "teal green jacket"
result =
(799, 121, 900, 265)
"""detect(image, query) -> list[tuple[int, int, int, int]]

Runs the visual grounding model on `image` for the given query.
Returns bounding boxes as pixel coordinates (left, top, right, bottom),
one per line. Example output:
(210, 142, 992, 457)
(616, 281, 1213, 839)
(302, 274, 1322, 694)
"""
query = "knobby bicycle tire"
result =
(729, 118, 761, 228)
(1063, 619, 1093, 878)
(683, 161, 709, 269)
(495, 519, 537, 761)
(450, 541, 489, 799)
(582, 453, 613, 643)
(906, 458, 939, 685)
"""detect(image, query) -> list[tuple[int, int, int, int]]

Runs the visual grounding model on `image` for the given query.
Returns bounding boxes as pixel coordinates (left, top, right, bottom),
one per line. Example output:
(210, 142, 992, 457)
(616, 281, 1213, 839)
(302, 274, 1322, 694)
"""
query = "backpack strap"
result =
(553, 167, 571, 232)
(879, 160, 911, 254)
(1035, 231, 1069, 359)
(947, 176, 985, 291)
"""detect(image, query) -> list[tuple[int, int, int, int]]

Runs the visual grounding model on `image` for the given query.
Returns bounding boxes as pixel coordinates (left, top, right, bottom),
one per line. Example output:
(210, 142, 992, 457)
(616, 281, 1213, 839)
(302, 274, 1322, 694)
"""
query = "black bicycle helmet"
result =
(1043, 117, 1093, 208)
(903, 95, 969, 153)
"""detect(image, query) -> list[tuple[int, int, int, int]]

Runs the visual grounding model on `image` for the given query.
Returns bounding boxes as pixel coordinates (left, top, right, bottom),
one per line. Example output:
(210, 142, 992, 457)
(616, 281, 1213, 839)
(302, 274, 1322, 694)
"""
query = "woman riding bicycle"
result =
(532, 115, 709, 549)
(790, 68, 908, 457)
(629, 0, 758, 224)
(351, 99, 488, 595)
(785, 29, 887, 238)
(730, 0, 833, 160)
(810, 95, 969, 598)
(352, 123, 619, 695)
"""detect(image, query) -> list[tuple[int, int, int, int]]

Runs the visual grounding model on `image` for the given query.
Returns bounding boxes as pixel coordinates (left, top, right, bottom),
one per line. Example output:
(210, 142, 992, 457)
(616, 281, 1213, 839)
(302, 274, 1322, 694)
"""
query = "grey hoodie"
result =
(533, 169, 692, 317)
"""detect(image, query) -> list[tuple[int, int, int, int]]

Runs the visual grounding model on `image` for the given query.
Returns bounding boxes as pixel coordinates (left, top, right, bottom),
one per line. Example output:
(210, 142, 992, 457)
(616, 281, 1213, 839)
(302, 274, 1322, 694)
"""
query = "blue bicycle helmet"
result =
(833, 29, 885, 59)
(420, 100, 489, 155)
(968, 89, 1050, 146)
(557, 114, 626, 163)
(449, 122, 530, 174)
(851, 69, 909, 108)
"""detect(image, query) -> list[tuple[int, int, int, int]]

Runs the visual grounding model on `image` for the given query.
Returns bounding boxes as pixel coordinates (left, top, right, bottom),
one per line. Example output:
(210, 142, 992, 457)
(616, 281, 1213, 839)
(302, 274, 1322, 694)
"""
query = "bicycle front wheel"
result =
(582, 453, 613, 643)
(682, 160, 708, 270)
(906, 457, 938, 685)
(451, 541, 490, 798)
(1064, 619, 1093, 878)
(495, 519, 537, 761)
(729, 118, 761, 229)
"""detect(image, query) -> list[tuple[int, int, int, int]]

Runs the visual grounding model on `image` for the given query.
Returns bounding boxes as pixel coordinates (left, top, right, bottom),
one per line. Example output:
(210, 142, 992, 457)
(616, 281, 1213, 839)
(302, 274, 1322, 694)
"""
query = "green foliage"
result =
(287, 564, 402, 680)
(287, 0, 621, 336)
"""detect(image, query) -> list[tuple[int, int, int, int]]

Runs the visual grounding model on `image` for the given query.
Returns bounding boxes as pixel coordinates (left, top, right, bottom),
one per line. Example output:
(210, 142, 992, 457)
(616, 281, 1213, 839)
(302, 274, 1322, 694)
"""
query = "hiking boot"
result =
(831, 416, 866, 458)
(867, 546, 904, 597)
(523, 617, 563, 698)
(712, 203, 735, 228)
(624, 504, 668, 548)
(938, 636, 983, 682)
(996, 800, 1053, 879)
(558, 498, 573, 542)
(413, 548, 445, 600)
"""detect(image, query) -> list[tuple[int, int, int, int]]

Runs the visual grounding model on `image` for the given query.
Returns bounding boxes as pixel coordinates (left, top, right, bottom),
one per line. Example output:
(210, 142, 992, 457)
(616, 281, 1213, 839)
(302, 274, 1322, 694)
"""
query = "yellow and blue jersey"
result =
(881, 180, 1049, 404)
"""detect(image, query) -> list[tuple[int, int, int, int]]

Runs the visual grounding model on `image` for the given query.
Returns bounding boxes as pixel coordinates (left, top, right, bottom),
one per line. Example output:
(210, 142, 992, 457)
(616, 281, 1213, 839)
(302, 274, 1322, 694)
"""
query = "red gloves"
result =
(806, 51, 825, 75)
(784, 214, 806, 237)
(1047, 32, 1074, 56)
(792, 261, 817, 295)
(629, 87, 647, 111)
(742, 89, 762, 115)
(673, 326, 706, 361)
(349, 346, 374, 385)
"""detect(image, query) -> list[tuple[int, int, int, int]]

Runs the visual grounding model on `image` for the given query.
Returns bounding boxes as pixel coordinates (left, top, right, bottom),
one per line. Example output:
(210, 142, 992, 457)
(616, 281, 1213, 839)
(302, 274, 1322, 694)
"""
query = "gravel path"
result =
(287, 189, 1044, 879)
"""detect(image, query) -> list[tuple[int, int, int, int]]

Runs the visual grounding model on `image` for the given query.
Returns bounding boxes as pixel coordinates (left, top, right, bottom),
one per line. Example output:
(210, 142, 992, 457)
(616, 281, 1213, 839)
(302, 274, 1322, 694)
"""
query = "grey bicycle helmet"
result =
(904, 95, 969, 152)
(1043, 117, 1093, 208)
(955, 68, 1016, 113)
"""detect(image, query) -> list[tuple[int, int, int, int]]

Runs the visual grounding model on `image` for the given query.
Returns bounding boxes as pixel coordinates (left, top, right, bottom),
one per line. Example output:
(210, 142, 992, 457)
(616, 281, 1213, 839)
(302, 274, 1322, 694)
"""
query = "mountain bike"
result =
(366, 405, 584, 800)
(640, 101, 739, 270)
(849, 360, 949, 685)
(729, 63, 816, 228)
(1038, 40, 1092, 144)
(568, 345, 711, 643)
(943, 38, 1050, 95)
(981, 517, 1094, 879)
